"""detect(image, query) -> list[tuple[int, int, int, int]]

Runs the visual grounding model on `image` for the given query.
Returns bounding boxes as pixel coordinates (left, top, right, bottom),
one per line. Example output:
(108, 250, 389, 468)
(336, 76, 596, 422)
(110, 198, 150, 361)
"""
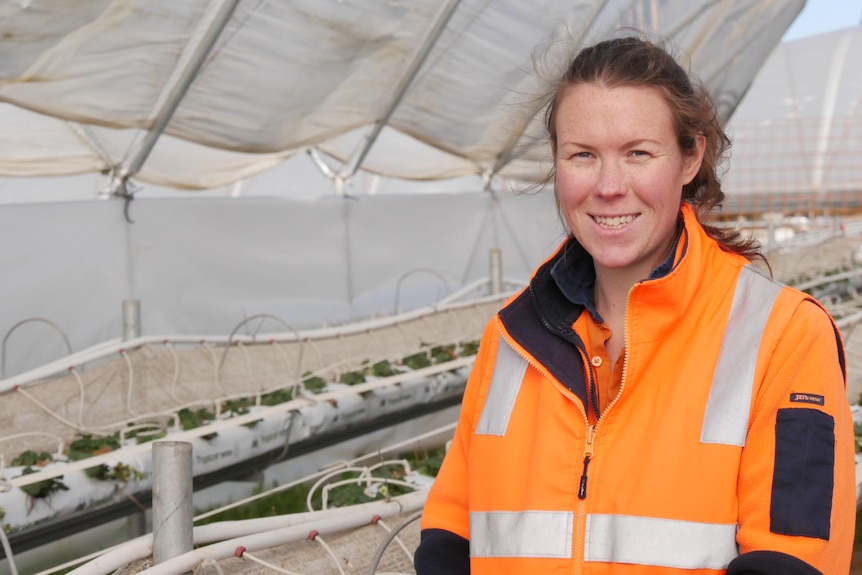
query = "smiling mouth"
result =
(593, 214, 637, 229)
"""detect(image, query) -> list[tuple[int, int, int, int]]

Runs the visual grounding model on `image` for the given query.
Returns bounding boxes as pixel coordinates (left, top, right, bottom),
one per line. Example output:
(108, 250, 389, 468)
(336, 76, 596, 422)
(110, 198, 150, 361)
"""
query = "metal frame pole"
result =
(152, 441, 193, 565)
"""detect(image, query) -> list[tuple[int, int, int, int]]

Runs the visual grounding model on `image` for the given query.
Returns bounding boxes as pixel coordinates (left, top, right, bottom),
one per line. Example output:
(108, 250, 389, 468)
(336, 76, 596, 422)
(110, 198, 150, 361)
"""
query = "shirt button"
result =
(591, 356, 602, 367)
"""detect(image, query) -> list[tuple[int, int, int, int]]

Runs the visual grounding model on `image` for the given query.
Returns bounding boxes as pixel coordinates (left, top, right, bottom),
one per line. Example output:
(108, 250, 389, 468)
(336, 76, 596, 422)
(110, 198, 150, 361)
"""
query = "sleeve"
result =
(414, 319, 500, 575)
(731, 298, 856, 575)
(414, 529, 471, 575)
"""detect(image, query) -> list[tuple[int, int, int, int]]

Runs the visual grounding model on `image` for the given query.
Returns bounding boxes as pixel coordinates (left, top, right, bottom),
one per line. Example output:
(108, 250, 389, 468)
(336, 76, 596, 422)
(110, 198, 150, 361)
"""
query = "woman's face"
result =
(554, 82, 704, 281)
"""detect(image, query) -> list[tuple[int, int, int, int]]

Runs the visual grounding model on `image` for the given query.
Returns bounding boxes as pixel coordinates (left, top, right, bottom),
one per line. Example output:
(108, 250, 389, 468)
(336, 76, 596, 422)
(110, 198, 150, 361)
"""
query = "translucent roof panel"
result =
(0, 0, 804, 193)
(724, 26, 862, 197)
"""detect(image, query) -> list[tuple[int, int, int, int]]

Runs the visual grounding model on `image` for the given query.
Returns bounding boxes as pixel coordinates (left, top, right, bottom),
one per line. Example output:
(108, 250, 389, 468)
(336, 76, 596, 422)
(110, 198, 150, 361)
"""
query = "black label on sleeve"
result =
(789, 393, 825, 406)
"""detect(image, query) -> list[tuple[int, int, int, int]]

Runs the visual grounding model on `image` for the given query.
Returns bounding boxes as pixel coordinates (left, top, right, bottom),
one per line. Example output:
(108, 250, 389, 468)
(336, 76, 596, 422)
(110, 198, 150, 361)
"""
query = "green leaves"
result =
(18, 466, 68, 499)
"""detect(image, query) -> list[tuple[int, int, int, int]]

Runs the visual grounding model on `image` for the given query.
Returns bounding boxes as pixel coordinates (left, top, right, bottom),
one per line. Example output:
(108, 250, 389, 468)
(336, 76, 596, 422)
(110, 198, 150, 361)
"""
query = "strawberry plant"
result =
(68, 434, 121, 479)
(401, 351, 431, 370)
(18, 466, 68, 499)
(339, 371, 366, 385)
(302, 373, 327, 393)
(262, 388, 294, 406)
(178, 407, 217, 440)
(370, 360, 401, 377)
(11, 450, 53, 467)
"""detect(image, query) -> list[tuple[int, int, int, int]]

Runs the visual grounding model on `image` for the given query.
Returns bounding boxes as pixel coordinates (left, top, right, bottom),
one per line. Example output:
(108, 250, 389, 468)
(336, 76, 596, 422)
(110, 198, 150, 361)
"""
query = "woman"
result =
(414, 37, 855, 575)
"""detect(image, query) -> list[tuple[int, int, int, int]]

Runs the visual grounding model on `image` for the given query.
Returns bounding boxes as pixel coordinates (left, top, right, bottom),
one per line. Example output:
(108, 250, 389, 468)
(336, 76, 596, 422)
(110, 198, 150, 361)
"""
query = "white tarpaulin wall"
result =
(0, 189, 561, 378)
(0, 0, 803, 192)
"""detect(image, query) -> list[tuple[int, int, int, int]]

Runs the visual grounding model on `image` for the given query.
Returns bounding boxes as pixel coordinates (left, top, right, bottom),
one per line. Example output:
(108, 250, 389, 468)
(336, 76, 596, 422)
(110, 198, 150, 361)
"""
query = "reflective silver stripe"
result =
(470, 510, 574, 558)
(475, 338, 527, 436)
(701, 266, 783, 446)
(585, 514, 738, 569)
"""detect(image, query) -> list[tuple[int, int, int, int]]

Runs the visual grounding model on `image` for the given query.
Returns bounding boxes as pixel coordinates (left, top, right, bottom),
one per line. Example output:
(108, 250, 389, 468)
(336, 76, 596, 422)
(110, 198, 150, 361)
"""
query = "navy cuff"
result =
(414, 528, 470, 575)
(727, 550, 823, 575)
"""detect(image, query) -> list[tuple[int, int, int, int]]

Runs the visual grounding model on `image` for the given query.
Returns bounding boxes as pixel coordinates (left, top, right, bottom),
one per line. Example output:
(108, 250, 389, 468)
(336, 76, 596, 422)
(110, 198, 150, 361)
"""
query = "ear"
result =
(682, 133, 706, 185)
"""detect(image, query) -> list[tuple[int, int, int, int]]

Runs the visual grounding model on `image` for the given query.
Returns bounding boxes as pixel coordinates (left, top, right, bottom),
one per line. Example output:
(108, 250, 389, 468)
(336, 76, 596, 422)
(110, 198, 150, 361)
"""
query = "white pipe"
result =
(193, 421, 454, 523)
(836, 311, 862, 330)
(7, 358, 471, 488)
(55, 536, 153, 575)
(40, 423, 455, 575)
(0, 292, 507, 391)
(65, 490, 427, 575)
(0, 525, 20, 575)
(436, 278, 523, 307)
(196, 490, 426, 544)
(139, 490, 427, 575)
(793, 267, 862, 292)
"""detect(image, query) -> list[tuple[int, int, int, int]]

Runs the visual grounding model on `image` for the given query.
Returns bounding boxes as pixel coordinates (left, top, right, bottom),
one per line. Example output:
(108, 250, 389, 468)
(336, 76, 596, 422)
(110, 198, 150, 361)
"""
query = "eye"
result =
(630, 149, 649, 158)
(557, 146, 593, 161)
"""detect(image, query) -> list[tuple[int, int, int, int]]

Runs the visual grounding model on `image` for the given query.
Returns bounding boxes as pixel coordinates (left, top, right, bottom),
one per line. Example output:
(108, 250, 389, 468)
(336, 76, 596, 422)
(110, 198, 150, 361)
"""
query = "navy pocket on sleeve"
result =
(770, 408, 834, 540)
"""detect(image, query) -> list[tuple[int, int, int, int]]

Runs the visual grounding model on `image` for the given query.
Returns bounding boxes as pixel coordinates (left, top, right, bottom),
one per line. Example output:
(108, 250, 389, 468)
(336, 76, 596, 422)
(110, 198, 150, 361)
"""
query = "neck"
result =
(593, 220, 680, 310)
(593, 241, 674, 319)
(593, 267, 636, 321)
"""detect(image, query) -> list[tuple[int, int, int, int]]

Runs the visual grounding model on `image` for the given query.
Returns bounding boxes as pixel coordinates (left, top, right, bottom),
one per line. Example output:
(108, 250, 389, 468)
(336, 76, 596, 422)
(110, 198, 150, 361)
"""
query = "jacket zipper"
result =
(573, 422, 594, 575)
(507, 306, 598, 574)
(578, 424, 596, 499)
(574, 338, 598, 499)
(603, 288, 632, 420)
(578, 287, 635, 499)
(573, 288, 634, 573)
(496, 296, 629, 573)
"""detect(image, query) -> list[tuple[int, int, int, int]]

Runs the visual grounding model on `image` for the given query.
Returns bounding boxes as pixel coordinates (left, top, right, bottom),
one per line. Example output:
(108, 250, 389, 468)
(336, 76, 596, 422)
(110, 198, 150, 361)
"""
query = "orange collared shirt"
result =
(575, 311, 624, 423)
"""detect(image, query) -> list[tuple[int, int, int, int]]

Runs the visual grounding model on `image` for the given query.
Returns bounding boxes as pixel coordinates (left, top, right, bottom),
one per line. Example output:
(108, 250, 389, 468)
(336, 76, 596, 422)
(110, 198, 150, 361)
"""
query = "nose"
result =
(595, 159, 624, 198)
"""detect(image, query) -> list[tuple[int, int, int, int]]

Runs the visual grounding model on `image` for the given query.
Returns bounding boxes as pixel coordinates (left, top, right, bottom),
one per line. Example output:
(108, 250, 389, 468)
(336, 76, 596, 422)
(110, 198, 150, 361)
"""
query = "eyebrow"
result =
(557, 138, 663, 151)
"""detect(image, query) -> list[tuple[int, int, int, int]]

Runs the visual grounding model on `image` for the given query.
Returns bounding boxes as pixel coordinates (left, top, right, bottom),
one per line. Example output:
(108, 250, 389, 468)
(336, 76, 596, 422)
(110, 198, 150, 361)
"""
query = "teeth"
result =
(594, 215, 635, 229)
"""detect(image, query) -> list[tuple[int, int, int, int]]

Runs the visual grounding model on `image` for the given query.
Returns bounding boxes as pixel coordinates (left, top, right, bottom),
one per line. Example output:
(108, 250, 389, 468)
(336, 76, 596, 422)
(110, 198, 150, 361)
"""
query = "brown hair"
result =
(545, 36, 763, 262)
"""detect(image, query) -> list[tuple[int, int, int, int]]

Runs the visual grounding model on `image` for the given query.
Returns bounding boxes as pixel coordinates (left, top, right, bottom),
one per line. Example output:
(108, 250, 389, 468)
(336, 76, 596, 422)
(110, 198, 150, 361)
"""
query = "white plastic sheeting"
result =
(0, 0, 804, 192)
(724, 26, 862, 195)
(0, 0, 808, 375)
(0, 189, 560, 377)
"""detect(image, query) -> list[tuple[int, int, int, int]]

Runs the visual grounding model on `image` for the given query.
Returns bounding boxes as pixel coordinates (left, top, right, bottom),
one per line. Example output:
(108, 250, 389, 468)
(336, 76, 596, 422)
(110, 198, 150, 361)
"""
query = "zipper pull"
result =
(586, 425, 596, 446)
(579, 425, 596, 500)
(578, 455, 591, 500)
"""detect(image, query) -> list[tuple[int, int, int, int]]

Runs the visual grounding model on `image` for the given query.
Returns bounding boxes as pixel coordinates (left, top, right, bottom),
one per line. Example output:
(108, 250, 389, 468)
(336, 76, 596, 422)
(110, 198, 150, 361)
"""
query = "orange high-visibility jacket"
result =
(417, 204, 855, 575)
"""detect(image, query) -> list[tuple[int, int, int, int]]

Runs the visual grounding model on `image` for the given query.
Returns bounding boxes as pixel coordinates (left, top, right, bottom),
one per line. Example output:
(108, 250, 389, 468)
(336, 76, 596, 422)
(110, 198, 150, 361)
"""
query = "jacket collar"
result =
(546, 213, 687, 324)
(500, 203, 742, 412)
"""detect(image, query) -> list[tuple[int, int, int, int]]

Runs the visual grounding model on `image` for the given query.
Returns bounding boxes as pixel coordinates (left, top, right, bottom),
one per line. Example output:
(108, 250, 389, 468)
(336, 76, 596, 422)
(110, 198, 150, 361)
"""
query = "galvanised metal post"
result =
(122, 299, 141, 341)
(152, 441, 193, 566)
(489, 248, 503, 295)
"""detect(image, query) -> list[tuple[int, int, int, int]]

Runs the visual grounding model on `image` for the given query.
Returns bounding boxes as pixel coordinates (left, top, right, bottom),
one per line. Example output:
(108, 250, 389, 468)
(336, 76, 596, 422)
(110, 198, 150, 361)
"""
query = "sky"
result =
(782, 0, 862, 41)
